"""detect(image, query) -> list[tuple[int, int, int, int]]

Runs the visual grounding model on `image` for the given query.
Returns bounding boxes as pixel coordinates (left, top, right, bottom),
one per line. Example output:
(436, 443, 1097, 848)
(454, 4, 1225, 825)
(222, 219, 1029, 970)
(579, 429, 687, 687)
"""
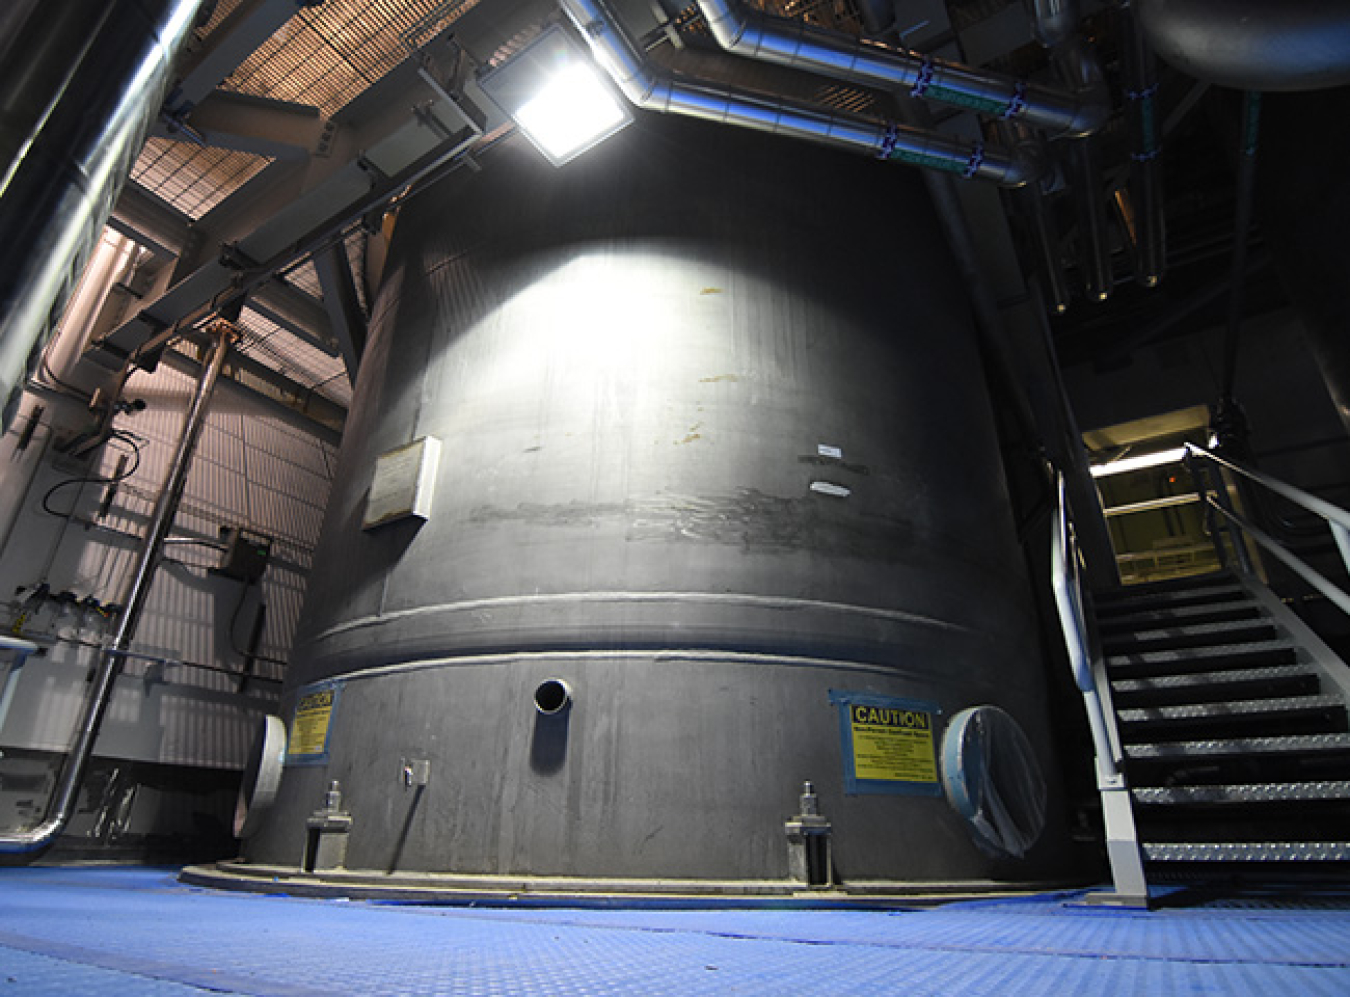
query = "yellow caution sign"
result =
(288, 685, 339, 760)
(848, 704, 938, 783)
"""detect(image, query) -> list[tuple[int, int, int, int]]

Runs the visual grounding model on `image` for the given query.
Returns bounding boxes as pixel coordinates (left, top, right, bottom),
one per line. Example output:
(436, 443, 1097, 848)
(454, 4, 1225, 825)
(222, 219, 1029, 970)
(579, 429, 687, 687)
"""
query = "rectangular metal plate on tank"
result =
(830, 690, 943, 796)
(362, 436, 442, 530)
(285, 680, 344, 766)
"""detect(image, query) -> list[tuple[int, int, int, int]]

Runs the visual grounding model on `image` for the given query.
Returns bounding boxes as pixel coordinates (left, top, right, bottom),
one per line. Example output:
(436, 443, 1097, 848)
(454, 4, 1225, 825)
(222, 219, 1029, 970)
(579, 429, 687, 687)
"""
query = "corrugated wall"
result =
(0, 359, 337, 778)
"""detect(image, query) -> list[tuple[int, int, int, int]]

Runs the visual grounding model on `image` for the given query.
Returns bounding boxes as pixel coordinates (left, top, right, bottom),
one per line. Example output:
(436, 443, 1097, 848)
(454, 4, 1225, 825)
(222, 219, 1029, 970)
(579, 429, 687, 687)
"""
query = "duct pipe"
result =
(1137, 0, 1350, 92)
(0, 0, 208, 430)
(558, 0, 1042, 185)
(1118, 1, 1164, 287)
(1219, 91, 1261, 404)
(0, 323, 233, 855)
(898, 103, 1117, 584)
(1067, 139, 1113, 301)
(694, 0, 1106, 138)
(1025, 0, 1113, 301)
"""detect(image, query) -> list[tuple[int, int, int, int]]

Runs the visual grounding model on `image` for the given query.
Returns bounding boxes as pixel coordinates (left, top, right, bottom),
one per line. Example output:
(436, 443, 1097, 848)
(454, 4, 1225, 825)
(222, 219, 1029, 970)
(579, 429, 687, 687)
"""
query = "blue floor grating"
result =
(1, 867, 1349, 995)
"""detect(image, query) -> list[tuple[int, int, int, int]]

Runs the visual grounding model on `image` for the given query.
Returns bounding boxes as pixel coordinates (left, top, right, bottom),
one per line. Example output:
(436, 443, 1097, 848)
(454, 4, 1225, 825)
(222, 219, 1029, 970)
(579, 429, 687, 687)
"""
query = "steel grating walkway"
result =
(1, 868, 1350, 995)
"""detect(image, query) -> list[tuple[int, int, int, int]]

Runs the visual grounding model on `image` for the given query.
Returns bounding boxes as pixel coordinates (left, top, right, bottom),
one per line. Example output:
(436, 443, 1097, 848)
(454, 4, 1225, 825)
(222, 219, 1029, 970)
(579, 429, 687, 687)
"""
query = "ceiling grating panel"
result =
(233, 307, 352, 408)
(284, 261, 322, 301)
(130, 138, 272, 219)
(194, 0, 248, 43)
(344, 229, 369, 314)
(221, 0, 485, 117)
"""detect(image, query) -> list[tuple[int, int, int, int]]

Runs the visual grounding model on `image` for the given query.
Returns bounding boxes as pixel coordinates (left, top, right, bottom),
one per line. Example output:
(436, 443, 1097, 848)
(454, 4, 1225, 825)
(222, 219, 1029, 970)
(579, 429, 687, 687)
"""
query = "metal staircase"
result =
(1051, 444, 1350, 903)
(1095, 571, 1350, 872)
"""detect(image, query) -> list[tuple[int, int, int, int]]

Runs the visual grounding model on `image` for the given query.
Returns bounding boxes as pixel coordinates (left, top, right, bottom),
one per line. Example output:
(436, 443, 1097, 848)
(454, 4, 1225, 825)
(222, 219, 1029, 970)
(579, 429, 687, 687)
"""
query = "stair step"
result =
(1095, 584, 1246, 618)
(1117, 694, 1344, 725)
(1102, 621, 1279, 655)
(1143, 841, 1350, 862)
(1107, 640, 1298, 678)
(1134, 781, 1350, 805)
(1110, 666, 1319, 707)
(1113, 664, 1315, 693)
(1096, 573, 1237, 602)
(1096, 600, 1265, 635)
(1126, 733, 1350, 760)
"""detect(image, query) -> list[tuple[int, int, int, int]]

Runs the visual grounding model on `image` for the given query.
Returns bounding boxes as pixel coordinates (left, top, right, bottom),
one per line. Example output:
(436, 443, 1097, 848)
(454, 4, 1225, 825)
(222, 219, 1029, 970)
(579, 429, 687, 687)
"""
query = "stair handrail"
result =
(1184, 443, 1350, 618)
(1051, 473, 1123, 779)
(1049, 470, 1149, 905)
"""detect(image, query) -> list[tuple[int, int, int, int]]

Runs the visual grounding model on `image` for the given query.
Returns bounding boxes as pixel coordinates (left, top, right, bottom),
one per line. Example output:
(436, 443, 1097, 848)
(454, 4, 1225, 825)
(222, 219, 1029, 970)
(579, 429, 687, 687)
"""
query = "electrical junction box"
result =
(217, 527, 273, 582)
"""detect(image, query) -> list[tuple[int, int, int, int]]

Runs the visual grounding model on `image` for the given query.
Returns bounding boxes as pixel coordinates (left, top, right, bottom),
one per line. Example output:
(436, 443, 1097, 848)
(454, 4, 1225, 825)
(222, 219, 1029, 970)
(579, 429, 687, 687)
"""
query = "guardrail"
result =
(1050, 471, 1148, 906)
(1184, 443, 1350, 617)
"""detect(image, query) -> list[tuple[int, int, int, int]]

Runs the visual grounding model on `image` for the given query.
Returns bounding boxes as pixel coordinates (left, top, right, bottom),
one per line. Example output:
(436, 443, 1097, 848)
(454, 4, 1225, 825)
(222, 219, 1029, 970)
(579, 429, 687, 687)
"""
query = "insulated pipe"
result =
(0, 0, 207, 429)
(1118, 1, 1165, 287)
(1220, 91, 1261, 404)
(694, 0, 1106, 138)
(1025, 0, 1114, 301)
(1138, 0, 1350, 91)
(1067, 138, 1113, 301)
(558, 0, 1042, 185)
(0, 323, 233, 855)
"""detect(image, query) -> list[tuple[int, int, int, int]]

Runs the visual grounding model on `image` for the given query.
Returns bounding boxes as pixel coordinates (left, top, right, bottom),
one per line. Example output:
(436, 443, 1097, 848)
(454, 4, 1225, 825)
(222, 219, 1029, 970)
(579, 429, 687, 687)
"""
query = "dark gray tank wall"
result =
(246, 115, 1068, 886)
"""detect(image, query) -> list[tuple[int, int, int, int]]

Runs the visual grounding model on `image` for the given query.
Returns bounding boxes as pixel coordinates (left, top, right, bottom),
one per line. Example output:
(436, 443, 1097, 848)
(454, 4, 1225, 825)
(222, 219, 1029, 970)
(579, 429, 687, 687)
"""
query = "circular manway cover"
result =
(234, 714, 287, 838)
(940, 705, 1048, 859)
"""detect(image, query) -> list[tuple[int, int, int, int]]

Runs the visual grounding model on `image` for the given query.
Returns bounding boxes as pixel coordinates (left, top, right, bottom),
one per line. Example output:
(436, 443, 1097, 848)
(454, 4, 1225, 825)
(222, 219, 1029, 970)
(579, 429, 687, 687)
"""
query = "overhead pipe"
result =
(1137, 0, 1350, 92)
(0, 0, 208, 430)
(1118, 1, 1165, 287)
(692, 0, 1106, 138)
(1025, 0, 1113, 302)
(0, 321, 234, 855)
(1219, 91, 1262, 405)
(898, 102, 1116, 584)
(557, 0, 1043, 186)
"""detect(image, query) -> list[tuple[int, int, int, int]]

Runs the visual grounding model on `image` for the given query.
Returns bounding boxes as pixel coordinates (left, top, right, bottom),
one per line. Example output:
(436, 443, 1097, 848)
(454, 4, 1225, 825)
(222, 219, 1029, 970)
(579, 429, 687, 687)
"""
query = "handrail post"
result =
(1050, 472, 1149, 906)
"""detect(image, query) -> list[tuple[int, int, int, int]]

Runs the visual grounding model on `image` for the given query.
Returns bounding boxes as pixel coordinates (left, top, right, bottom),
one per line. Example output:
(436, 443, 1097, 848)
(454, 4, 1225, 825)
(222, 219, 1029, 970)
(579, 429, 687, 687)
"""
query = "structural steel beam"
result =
(157, 91, 330, 159)
(313, 242, 366, 380)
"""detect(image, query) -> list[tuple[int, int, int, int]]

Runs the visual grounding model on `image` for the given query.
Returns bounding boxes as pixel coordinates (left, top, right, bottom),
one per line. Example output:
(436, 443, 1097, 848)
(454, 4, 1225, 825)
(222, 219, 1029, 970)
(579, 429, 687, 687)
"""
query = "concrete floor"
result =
(1, 867, 1349, 995)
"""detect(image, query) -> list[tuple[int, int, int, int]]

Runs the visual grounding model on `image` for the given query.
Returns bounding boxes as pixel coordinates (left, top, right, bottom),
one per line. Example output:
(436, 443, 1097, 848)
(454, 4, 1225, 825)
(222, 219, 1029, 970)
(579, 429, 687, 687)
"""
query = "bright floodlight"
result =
(1090, 446, 1188, 478)
(515, 64, 627, 162)
(479, 26, 632, 167)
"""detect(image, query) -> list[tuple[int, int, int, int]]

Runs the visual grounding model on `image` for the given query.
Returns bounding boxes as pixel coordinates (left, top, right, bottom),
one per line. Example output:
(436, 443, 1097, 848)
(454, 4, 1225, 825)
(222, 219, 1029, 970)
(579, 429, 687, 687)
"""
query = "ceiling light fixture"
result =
(478, 26, 632, 167)
(1089, 446, 1189, 478)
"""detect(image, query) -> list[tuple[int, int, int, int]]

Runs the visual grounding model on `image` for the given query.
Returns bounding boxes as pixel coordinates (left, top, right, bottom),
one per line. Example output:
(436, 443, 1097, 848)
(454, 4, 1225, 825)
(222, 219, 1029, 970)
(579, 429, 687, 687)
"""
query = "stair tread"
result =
(1111, 664, 1317, 693)
(1107, 639, 1296, 669)
(1134, 781, 1350, 804)
(1096, 601, 1263, 631)
(1096, 573, 1237, 600)
(1126, 734, 1350, 759)
(1117, 694, 1344, 724)
(1102, 621, 1277, 650)
(1096, 583, 1245, 613)
(1143, 841, 1350, 862)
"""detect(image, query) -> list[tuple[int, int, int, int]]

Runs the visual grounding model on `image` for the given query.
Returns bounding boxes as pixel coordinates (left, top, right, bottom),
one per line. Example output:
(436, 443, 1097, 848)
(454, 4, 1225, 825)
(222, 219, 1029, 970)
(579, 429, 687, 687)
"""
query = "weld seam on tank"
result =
(286, 650, 985, 690)
(308, 590, 974, 644)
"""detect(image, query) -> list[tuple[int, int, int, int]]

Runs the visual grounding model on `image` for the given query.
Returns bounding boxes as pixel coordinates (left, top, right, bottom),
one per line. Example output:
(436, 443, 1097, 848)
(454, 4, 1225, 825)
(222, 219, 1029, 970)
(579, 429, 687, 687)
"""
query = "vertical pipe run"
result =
(1119, 1, 1165, 287)
(0, 0, 207, 429)
(1220, 91, 1262, 403)
(0, 323, 234, 854)
(1068, 139, 1113, 301)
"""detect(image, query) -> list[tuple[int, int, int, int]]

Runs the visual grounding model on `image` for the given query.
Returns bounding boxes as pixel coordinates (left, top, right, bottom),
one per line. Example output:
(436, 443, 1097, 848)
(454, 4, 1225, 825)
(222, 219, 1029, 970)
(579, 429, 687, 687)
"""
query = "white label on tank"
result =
(810, 481, 851, 498)
(817, 444, 843, 460)
(363, 436, 442, 529)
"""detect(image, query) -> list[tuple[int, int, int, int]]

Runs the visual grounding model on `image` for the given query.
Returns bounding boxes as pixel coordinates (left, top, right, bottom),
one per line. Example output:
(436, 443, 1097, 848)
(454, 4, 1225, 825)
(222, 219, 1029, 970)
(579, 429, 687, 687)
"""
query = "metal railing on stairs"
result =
(1049, 471, 1149, 906)
(1185, 443, 1350, 621)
